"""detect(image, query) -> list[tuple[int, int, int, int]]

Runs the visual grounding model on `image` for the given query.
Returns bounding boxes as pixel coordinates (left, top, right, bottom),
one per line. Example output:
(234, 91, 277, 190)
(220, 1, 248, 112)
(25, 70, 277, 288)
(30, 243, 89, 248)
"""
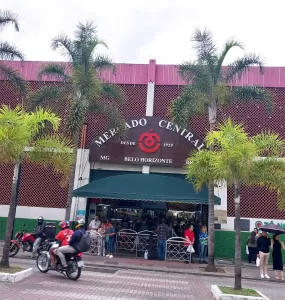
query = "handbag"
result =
(186, 244, 195, 253)
(256, 257, 260, 267)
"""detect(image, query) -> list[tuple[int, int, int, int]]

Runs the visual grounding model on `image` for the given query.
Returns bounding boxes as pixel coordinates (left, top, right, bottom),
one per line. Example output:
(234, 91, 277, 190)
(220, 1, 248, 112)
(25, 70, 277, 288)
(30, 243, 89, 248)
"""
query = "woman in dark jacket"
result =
(247, 231, 258, 263)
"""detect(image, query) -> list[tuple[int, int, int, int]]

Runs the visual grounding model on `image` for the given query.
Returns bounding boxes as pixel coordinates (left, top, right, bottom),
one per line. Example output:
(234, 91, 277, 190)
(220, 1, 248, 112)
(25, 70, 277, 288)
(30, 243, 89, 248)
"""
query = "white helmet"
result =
(75, 218, 85, 229)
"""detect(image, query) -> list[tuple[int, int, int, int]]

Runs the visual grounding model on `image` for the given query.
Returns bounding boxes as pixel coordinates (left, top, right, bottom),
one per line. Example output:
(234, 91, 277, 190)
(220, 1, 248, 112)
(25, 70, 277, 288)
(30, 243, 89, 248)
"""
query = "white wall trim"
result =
(70, 149, 91, 221)
(0, 205, 65, 220)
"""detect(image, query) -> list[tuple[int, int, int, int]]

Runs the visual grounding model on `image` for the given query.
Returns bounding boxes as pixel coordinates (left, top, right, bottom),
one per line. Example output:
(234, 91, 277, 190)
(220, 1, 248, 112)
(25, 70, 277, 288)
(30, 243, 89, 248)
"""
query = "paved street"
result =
(1, 267, 285, 300)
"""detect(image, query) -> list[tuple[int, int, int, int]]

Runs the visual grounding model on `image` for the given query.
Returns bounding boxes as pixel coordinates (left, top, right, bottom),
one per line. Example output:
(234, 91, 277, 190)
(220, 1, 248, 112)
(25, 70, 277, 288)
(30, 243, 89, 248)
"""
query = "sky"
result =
(1, 0, 285, 66)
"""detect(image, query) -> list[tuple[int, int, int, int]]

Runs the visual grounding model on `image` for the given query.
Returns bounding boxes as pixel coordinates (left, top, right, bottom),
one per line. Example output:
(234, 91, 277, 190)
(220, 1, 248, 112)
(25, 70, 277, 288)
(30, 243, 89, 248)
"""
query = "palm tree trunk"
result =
(65, 133, 80, 220)
(0, 161, 22, 268)
(205, 180, 217, 272)
(234, 182, 242, 290)
(205, 104, 217, 272)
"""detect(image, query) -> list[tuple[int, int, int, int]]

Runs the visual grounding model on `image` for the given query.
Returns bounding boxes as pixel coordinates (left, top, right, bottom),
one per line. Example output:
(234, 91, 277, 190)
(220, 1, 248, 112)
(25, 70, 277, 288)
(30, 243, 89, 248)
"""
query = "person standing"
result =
(257, 231, 271, 279)
(97, 223, 106, 256)
(247, 231, 258, 263)
(271, 234, 285, 280)
(88, 216, 101, 232)
(184, 224, 195, 263)
(155, 218, 169, 260)
(199, 225, 208, 264)
(106, 223, 116, 258)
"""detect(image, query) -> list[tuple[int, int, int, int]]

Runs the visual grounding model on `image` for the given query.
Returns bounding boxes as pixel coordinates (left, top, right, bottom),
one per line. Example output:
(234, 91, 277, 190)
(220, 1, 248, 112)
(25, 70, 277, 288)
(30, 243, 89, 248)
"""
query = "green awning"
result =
(73, 173, 221, 205)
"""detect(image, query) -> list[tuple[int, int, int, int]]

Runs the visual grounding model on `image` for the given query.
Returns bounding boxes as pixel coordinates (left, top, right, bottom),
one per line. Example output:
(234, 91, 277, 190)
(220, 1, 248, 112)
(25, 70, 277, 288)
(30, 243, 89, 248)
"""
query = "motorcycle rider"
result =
(50, 221, 73, 268)
(32, 216, 45, 258)
(57, 218, 86, 270)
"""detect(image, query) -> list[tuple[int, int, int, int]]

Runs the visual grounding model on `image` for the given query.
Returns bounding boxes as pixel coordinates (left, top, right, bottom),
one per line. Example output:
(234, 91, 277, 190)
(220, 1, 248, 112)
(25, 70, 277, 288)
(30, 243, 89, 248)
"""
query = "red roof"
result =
(1, 60, 285, 87)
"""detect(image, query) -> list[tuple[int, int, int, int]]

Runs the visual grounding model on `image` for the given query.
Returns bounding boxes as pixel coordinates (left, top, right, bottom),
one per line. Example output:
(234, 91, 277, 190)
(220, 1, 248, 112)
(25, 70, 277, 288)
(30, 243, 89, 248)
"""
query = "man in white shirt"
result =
(89, 216, 101, 231)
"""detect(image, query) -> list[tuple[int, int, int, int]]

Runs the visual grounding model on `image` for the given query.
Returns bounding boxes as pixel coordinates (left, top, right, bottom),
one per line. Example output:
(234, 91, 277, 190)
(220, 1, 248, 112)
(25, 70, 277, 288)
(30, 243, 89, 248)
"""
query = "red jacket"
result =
(184, 229, 195, 246)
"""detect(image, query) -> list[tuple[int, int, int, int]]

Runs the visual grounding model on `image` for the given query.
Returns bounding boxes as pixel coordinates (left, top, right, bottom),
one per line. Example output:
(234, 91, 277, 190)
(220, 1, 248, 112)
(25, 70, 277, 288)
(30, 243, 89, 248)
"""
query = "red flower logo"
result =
(138, 129, 161, 153)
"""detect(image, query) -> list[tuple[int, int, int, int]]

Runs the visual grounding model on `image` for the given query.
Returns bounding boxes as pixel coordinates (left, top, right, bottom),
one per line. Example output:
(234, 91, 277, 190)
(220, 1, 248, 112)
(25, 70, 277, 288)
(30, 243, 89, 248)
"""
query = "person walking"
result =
(257, 231, 271, 279)
(155, 218, 169, 260)
(247, 231, 258, 263)
(271, 234, 285, 280)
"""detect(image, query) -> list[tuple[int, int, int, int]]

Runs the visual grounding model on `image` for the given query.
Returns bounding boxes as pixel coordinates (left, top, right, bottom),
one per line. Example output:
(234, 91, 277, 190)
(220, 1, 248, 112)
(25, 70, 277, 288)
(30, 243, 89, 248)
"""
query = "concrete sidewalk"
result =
(0, 241, 279, 283)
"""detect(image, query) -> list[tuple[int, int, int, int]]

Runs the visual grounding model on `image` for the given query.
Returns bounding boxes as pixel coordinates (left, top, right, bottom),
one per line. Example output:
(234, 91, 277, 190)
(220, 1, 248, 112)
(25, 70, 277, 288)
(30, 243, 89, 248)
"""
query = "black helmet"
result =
(37, 216, 44, 224)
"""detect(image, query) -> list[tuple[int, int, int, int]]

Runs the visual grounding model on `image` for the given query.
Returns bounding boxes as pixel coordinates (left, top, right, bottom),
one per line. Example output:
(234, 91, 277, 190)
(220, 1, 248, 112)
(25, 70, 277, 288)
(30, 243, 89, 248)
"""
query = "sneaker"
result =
(264, 274, 270, 279)
(109, 255, 113, 258)
(106, 254, 110, 257)
(260, 274, 264, 278)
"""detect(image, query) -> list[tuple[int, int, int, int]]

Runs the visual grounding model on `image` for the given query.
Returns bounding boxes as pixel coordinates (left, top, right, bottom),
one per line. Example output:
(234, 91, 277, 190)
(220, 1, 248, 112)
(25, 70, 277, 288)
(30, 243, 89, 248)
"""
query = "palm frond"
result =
(89, 100, 125, 138)
(192, 28, 217, 78)
(94, 54, 115, 72)
(232, 86, 273, 114)
(215, 38, 244, 80)
(252, 132, 285, 157)
(26, 107, 61, 136)
(192, 28, 217, 61)
(28, 134, 74, 187)
(0, 41, 24, 60)
(225, 53, 264, 82)
(51, 34, 75, 60)
(28, 85, 63, 109)
(0, 63, 27, 94)
(75, 21, 97, 42)
(169, 86, 207, 127)
(0, 10, 19, 31)
(186, 149, 220, 190)
(100, 83, 124, 101)
(178, 61, 206, 83)
(38, 63, 69, 80)
(65, 99, 88, 137)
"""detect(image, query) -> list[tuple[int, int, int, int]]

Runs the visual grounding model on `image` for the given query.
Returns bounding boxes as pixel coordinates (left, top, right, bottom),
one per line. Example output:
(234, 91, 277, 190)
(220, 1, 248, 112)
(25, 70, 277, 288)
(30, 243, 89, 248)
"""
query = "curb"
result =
(0, 268, 33, 283)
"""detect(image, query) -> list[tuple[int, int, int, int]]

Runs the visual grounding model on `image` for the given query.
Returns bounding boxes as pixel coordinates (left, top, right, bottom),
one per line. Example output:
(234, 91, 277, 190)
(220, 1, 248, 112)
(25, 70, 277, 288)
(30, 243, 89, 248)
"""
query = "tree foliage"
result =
(187, 118, 285, 204)
(29, 21, 125, 138)
(169, 28, 272, 127)
(0, 105, 74, 185)
(0, 10, 27, 93)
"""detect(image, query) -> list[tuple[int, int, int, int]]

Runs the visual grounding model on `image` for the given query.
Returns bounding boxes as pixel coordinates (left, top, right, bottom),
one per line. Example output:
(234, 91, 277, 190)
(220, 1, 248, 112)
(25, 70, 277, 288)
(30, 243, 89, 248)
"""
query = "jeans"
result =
(32, 237, 42, 254)
(248, 247, 257, 263)
(57, 245, 76, 267)
(157, 240, 166, 260)
(107, 238, 115, 254)
(199, 243, 208, 261)
(98, 238, 106, 256)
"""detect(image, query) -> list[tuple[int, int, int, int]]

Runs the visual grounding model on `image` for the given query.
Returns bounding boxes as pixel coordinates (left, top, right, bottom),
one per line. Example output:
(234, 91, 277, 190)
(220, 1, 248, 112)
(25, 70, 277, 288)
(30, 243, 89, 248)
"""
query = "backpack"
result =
(76, 230, 91, 252)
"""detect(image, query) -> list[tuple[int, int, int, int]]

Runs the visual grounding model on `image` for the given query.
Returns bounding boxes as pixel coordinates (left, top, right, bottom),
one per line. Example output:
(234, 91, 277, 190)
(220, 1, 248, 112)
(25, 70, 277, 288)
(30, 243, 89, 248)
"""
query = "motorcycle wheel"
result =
(37, 253, 49, 273)
(66, 260, 82, 281)
(9, 242, 19, 257)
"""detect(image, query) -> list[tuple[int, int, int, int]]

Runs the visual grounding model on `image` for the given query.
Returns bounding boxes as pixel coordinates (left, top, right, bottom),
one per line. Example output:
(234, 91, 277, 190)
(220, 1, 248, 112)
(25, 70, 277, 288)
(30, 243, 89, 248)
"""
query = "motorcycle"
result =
(36, 240, 84, 281)
(9, 224, 36, 257)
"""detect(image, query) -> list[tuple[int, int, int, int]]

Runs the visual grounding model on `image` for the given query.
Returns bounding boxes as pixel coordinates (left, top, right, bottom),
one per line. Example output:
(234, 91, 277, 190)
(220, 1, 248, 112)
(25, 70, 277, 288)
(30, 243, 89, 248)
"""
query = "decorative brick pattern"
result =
(85, 84, 147, 147)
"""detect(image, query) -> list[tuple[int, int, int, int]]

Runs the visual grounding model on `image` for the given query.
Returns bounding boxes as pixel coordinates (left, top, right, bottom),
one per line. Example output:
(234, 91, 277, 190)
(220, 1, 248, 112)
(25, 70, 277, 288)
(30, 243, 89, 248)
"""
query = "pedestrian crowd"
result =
(246, 228, 285, 280)
(88, 216, 208, 263)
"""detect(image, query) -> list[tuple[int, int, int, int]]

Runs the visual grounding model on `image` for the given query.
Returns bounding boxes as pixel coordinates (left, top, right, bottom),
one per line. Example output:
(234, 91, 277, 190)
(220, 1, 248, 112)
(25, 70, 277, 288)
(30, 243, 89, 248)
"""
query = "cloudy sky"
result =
(1, 0, 284, 66)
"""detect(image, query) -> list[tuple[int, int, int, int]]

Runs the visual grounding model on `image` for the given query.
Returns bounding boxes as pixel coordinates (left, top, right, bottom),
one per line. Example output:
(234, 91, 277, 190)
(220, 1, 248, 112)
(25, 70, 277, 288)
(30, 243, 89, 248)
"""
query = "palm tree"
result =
(169, 28, 272, 272)
(187, 119, 285, 290)
(0, 105, 74, 268)
(29, 21, 125, 220)
(0, 10, 27, 93)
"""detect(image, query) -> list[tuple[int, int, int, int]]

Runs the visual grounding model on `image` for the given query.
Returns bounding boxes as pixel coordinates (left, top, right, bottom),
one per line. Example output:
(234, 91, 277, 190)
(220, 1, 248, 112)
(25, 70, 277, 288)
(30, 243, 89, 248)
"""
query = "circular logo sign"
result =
(255, 221, 263, 228)
(138, 129, 161, 153)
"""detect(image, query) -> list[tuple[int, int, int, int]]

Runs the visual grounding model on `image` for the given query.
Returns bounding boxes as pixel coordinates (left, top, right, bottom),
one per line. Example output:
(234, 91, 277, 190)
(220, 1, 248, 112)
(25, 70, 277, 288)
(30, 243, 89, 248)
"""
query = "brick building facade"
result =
(1, 60, 285, 258)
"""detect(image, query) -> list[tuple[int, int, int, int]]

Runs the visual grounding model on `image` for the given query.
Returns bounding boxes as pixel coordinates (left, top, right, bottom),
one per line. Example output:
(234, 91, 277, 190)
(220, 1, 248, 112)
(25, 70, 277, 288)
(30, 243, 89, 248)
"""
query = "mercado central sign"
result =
(89, 116, 205, 167)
